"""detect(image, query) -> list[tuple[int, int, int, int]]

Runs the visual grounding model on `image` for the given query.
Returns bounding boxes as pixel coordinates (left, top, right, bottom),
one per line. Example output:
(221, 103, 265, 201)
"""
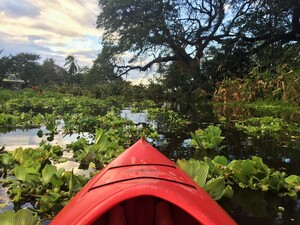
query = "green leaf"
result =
(51, 174, 64, 187)
(251, 156, 269, 174)
(212, 155, 229, 166)
(204, 176, 226, 200)
(13, 165, 26, 181)
(94, 129, 107, 145)
(222, 185, 234, 198)
(285, 175, 300, 185)
(228, 159, 257, 184)
(42, 164, 57, 184)
(177, 159, 209, 187)
(0, 209, 39, 225)
(0, 210, 15, 225)
(15, 209, 37, 225)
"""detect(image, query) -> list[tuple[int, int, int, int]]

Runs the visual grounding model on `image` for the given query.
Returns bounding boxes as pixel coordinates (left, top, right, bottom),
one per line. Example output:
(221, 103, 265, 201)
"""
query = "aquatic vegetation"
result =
(235, 116, 300, 137)
(1, 88, 300, 222)
(213, 156, 300, 198)
(190, 125, 225, 150)
(69, 129, 123, 169)
(67, 126, 159, 169)
(0, 152, 14, 178)
(227, 156, 300, 198)
(0, 146, 87, 218)
(0, 89, 125, 130)
(177, 156, 300, 199)
(0, 208, 43, 225)
(177, 159, 209, 187)
(35, 112, 59, 142)
(0, 112, 43, 132)
(177, 159, 233, 200)
(147, 107, 188, 133)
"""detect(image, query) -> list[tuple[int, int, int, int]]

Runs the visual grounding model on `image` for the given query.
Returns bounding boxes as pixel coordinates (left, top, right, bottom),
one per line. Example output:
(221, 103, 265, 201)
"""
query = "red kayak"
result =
(50, 138, 237, 225)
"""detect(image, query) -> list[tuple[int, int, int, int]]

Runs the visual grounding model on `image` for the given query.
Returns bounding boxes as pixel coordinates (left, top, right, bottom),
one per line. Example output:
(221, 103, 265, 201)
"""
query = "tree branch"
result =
(114, 56, 177, 77)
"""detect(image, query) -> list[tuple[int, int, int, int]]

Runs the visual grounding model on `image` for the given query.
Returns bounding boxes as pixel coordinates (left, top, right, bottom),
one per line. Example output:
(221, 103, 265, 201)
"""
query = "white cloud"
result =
(0, 0, 102, 67)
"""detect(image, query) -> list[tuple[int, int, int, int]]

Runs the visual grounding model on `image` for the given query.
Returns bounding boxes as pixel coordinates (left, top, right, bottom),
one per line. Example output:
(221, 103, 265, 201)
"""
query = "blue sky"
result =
(0, 0, 102, 68)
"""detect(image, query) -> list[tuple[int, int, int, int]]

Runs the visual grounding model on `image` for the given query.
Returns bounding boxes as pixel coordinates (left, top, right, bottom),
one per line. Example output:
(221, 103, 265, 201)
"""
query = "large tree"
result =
(0, 52, 41, 84)
(40, 58, 65, 85)
(85, 45, 123, 85)
(96, 0, 300, 78)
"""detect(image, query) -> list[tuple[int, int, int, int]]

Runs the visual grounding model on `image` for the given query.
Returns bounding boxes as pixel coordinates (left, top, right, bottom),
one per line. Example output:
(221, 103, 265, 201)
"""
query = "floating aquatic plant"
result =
(190, 125, 225, 150)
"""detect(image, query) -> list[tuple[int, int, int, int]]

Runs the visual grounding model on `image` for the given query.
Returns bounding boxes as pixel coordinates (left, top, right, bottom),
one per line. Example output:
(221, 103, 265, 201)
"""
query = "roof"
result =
(2, 73, 25, 83)
(3, 78, 25, 83)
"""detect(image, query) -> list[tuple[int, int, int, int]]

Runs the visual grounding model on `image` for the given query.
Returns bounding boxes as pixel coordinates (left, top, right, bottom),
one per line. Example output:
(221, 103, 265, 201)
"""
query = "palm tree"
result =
(64, 55, 79, 75)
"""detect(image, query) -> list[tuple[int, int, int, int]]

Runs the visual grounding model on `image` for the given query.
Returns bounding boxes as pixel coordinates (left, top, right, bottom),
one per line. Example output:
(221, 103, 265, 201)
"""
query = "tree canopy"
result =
(96, 0, 300, 77)
(0, 53, 41, 84)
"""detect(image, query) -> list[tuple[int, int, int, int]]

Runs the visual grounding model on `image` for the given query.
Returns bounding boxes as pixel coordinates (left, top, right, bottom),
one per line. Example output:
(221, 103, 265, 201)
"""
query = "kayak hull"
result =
(50, 139, 237, 225)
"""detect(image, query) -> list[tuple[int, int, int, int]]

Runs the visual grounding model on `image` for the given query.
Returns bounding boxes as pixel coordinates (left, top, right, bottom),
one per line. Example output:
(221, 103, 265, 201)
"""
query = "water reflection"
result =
(120, 109, 148, 124)
(219, 188, 300, 225)
(119, 108, 158, 129)
(0, 120, 91, 151)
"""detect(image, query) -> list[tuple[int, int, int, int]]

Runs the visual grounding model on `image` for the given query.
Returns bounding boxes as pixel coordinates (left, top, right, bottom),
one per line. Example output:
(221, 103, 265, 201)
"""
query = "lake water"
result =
(0, 107, 299, 224)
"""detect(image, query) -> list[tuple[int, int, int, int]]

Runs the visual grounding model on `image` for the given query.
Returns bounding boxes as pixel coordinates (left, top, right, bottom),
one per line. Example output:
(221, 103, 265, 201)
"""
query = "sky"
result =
(0, 0, 102, 68)
(0, 0, 154, 84)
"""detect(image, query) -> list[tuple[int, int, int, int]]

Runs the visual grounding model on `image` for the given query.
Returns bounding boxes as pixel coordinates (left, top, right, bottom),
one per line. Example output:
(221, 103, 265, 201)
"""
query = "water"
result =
(0, 120, 92, 151)
(219, 188, 300, 225)
(1, 106, 300, 224)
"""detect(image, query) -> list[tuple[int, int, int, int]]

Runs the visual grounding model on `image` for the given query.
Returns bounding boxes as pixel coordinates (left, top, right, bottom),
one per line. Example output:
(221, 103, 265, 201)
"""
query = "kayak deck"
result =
(50, 139, 237, 225)
(92, 196, 200, 225)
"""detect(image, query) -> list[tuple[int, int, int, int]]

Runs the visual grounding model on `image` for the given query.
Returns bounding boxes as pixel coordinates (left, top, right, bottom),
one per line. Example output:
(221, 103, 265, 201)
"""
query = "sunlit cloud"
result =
(0, 0, 102, 67)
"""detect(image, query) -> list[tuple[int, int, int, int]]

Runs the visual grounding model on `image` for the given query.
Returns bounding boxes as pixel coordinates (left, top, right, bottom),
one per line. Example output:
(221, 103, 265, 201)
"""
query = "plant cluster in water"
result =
(178, 155, 300, 200)
(235, 116, 300, 138)
(0, 142, 87, 219)
(190, 125, 225, 150)
(0, 89, 299, 223)
(0, 208, 43, 225)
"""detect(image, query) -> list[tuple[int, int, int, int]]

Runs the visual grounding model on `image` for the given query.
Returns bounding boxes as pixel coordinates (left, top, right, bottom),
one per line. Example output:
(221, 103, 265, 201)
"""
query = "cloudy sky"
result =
(0, 0, 102, 68)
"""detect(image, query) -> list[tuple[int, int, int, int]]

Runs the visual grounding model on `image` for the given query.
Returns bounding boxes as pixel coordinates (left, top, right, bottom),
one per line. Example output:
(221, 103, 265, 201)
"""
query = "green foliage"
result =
(190, 125, 225, 150)
(235, 116, 299, 137)
(0, 208, 43, 225)
(0, 112, 46, 132)
(213, 64, 300, 106)
(129, 100, 157, 112)
(0, 146, 87, 218)
(70, 129, 123, 169)
(227, 156, 300, 198)
(177, 159, 209, 187)
(204, 177, 234, 200)
(0, 86, 299, 221)
(0, 52, 41, 84)
(147, 108, 187, 133)
(178, 156, 300, 200)
(0, 152, 14, 178)
(177, 159, 233, 200)
(34, 112, 59, 141)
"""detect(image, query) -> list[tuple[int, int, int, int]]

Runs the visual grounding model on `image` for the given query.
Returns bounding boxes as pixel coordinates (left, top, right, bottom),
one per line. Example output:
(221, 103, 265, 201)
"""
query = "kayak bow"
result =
(50, 138, 237, 225)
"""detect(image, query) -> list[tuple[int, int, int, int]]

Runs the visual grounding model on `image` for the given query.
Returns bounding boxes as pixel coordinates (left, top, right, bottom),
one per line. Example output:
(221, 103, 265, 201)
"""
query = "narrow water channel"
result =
(0, 106, 299, 224)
